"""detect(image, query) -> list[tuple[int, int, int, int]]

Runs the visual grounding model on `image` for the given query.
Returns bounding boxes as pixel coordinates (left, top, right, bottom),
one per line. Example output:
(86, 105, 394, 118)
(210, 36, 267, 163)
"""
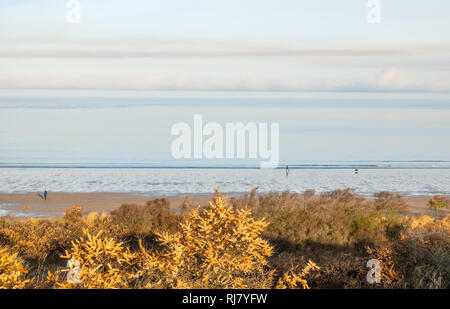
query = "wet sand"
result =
(0, 192, 448, 218)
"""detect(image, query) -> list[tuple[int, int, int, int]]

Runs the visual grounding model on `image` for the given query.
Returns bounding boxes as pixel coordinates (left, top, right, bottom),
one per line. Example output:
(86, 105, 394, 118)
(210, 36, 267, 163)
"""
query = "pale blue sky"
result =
(0, 0, 449, 91)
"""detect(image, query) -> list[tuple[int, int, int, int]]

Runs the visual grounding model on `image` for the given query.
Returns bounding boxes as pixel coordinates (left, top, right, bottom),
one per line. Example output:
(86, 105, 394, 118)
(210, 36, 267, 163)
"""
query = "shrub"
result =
(275, 261, 320, 289)
(367, 215, 450, 288)
(59, 230, 138, 289)
(138, 197, 275, 288)
(374, 192, 409, 216)
(428, 196, 449, 219)
(0, 189, 447, 289)
(0, 247, 31, 289)
(110, 203, 154, 237)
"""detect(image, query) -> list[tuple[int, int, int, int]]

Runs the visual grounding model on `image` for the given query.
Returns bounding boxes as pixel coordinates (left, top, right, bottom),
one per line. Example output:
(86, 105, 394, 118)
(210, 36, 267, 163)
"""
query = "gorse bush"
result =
(59, 230, 139, 289)
(110, 198, 182, 240)
(0, 195, 320, 289)
(428, 195, 449, 219)
(0, 248, 31, 289)
(275, 260, 320, 289)
(58, 197, 316, 289)
(230, 189, 408, 255)
(368, 215, 450, 288)
(138, 197, 275, 288)
(0, 190, 448, 289)
(0, 218, 71, 263)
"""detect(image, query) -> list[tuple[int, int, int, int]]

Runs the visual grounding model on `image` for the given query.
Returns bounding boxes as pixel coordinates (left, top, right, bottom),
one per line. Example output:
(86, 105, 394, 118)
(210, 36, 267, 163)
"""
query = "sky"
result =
(0, 1, 450, 164)
(0, 0, 449, 92)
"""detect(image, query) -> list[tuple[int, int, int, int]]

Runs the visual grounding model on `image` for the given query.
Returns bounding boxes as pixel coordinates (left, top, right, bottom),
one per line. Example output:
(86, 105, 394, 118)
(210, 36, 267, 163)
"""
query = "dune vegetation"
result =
(0, 189, 448, 289)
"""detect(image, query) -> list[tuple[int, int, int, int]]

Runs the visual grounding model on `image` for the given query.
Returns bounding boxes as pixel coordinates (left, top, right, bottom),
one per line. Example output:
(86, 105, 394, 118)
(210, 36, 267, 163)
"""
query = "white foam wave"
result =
(1, 168, 449, 196)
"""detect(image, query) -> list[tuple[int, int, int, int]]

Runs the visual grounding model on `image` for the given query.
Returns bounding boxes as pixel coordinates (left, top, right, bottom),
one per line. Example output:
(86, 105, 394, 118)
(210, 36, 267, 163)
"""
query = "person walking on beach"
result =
(286, 165, 289, 177)
(44, 190, 48, 200)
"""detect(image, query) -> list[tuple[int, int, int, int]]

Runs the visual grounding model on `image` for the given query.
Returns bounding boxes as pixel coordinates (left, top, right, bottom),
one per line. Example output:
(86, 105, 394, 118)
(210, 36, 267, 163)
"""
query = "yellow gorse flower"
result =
(0, 248, 31, 289)
(59, 230, 138, 289)
(1, 196, 320, 289)
(275, 260, 320, 289)
(137, 197, 275, 288)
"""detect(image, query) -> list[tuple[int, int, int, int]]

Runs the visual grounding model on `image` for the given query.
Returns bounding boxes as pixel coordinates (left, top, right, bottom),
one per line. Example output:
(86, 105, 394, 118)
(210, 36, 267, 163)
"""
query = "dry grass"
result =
(0, 189, 448, 289)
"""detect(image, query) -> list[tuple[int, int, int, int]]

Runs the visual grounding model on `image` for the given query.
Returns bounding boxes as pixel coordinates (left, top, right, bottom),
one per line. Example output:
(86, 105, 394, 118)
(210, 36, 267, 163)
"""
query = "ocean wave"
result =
(0, 168, 449, 196)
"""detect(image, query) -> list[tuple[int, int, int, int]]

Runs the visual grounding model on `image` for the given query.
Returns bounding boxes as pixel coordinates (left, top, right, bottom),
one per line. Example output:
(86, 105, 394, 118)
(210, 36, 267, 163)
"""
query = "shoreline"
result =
(1, 191, 449, 219)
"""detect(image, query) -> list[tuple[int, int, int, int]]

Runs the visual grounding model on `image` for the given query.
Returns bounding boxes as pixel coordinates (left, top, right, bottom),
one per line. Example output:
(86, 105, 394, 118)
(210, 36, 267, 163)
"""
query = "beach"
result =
(0, 192, 213, 218)
(1, 0, 449, 292)
(1, 166, 450, 218)
(1, 191, 448, 218)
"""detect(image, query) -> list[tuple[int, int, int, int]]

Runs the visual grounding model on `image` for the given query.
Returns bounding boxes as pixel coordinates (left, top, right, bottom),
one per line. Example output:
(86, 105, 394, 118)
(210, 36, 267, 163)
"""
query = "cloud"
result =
(0, 68, 448, 93)
(0, 37, 449, 92)
(1, 36, 449, 58)
(377, 66, 409, 89)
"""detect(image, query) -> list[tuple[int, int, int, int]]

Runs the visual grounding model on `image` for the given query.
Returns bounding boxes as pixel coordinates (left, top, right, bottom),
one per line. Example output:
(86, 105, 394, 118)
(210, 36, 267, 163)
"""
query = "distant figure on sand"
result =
(44, 190, 48, 200)
(286, 165, 289, 177)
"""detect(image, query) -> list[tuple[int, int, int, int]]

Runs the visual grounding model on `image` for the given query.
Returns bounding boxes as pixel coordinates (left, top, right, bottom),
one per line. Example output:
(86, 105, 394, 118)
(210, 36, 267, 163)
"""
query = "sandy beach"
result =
(0, 192, 219, 218)
(0, 191, 448, 218)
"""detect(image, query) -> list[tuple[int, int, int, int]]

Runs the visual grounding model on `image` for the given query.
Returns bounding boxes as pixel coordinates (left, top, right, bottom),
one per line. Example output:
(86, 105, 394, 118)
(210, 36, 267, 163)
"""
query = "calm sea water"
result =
(1, 91, 450, 165)
(1, 91, 449, 196)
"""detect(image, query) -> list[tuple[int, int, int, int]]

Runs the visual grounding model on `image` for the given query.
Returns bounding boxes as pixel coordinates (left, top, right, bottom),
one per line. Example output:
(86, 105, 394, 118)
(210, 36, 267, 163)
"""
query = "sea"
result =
(1, 90, 449, 196)
(0, 163, 449, 196)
